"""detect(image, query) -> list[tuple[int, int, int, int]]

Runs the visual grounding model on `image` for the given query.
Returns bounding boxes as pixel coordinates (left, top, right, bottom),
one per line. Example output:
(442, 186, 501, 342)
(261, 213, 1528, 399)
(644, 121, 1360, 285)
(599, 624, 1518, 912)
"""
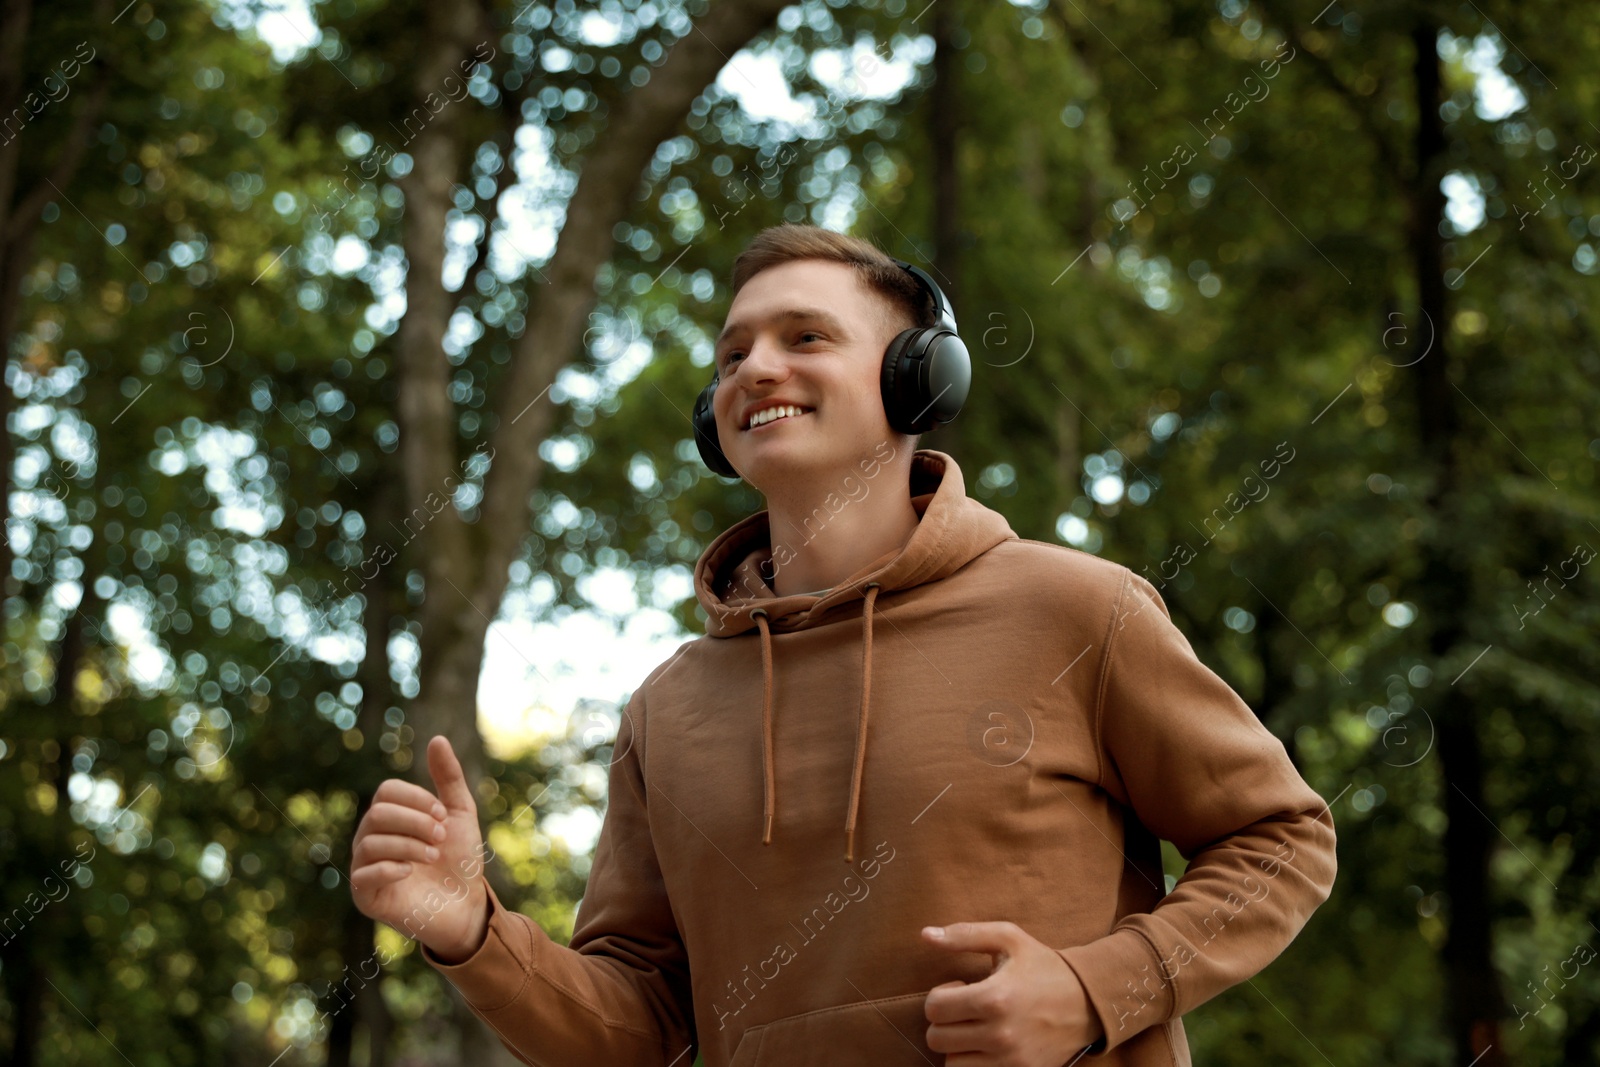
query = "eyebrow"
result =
(714, 307, 848, 359)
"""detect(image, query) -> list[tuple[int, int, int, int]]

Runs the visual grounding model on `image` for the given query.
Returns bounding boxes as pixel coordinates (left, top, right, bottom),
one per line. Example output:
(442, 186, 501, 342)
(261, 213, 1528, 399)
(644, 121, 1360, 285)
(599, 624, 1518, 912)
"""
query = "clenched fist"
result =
(351, 736, 495, 963)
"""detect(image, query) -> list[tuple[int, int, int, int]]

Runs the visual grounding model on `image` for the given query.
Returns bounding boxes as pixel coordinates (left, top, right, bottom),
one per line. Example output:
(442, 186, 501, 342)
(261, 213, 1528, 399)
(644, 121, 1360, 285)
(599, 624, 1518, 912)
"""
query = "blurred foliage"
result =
(2, 0, 1597, 1064)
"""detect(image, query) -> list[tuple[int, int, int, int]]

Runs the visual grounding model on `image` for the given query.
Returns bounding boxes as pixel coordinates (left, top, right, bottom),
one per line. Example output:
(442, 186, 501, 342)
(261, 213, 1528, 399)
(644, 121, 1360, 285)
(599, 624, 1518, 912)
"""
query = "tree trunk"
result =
(1056, 401, 1079, 523)
(326, 477, 401, 1067)
(0, 0, 31, 605)
(392, 0, 487, 794)
(926, 0, 967, 467)
(4, 580, 99, 1067)
(1407, 21, 1507, 1067)
(388, 4, 799, 1062)
(2, 927, 44, 1067)
(0, 0, 110, 604)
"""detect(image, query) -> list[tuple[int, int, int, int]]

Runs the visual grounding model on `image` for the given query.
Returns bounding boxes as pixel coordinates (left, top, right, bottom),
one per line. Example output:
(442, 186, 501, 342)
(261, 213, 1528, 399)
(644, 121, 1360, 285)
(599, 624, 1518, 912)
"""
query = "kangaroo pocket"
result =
(728, 991, 933, 1066)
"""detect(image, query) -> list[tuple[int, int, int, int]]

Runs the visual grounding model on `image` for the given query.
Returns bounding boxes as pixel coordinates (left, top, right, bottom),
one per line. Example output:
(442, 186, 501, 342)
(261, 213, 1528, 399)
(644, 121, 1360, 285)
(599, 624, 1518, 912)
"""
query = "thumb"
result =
(427, 736, 477, 813)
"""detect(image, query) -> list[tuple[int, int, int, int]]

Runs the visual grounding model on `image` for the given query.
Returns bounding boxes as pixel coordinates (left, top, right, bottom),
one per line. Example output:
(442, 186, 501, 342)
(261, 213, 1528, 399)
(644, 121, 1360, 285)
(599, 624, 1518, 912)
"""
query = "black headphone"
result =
(692, 258, 971, 479)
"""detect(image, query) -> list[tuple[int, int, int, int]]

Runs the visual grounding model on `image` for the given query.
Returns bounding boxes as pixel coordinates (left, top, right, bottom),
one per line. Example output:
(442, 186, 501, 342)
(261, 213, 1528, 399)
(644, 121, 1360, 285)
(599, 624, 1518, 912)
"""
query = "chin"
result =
(736, 448, 834, 492)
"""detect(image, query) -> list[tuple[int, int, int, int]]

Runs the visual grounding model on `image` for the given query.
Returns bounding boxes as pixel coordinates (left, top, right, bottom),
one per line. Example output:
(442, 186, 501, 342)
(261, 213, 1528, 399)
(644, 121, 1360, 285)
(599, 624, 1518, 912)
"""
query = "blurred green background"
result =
(1, 0, 1596, 1064)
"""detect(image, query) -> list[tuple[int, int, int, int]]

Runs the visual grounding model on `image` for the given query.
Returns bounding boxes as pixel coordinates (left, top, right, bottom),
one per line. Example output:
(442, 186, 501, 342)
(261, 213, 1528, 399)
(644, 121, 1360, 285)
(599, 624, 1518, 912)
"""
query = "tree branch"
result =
(3, 58, 112, 246)
(476, 0, 799, 612)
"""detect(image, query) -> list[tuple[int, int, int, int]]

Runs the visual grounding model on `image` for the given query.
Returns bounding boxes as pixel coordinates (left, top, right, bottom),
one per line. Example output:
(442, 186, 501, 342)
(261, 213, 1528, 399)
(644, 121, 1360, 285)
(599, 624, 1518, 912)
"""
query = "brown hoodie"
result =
(423, 449, 1337, 1066)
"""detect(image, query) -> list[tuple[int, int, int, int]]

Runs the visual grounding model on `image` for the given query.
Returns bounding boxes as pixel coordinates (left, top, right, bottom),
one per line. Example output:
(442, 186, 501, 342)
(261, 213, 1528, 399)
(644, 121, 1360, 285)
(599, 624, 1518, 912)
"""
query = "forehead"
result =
(718, 260, 879, 343)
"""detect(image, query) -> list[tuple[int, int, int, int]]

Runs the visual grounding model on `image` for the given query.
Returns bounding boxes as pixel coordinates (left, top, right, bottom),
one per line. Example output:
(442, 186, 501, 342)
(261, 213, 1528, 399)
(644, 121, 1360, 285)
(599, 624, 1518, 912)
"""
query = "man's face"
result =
(711, 259, 905, 493)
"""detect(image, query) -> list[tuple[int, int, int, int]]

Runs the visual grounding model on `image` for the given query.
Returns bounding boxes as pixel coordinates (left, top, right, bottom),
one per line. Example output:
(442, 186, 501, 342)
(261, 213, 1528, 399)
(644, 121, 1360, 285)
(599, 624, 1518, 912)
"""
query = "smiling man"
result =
(350, 223, 1337, 1066)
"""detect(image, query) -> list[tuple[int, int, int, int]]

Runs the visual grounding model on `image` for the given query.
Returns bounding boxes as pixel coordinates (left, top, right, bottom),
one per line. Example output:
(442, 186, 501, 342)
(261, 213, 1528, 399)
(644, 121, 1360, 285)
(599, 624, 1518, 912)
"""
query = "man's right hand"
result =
(350, 736, 492, 963)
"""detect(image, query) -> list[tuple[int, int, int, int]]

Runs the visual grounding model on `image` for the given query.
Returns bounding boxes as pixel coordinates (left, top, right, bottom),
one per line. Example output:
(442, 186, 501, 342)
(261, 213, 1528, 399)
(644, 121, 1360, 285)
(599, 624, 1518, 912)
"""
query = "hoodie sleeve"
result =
(421, 687, 697, 1065)
(1056, 567, 1337, 1052)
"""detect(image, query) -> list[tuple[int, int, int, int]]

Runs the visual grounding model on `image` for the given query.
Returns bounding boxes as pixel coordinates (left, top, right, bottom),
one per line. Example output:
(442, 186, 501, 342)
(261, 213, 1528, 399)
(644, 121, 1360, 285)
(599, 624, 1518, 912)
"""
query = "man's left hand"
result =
(922, 921, 1105, 1065)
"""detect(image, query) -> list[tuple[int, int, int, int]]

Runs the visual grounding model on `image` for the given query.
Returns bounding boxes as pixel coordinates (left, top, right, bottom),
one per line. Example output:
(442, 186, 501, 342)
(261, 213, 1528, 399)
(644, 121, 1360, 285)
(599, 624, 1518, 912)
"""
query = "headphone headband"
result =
(892, 258, 958, 335)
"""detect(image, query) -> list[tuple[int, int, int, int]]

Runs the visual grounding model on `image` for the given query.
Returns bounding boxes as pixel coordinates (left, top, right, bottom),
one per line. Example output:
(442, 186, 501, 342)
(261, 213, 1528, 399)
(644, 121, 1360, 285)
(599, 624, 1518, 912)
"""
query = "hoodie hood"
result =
(692, 449, 1017, 862)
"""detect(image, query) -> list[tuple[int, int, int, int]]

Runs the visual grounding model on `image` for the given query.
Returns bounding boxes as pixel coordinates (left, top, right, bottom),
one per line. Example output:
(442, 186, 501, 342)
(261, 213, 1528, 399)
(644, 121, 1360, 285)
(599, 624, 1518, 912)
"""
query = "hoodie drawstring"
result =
(754, 608, 776, 845)
(844, 583, 880, 864)
(751, 583, 882, 863)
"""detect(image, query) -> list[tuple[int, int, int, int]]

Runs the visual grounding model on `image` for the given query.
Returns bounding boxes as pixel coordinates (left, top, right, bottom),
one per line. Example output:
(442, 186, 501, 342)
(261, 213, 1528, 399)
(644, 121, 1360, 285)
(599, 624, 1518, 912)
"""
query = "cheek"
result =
(836, 365, 883, 419)
(849, 381, 886, 425)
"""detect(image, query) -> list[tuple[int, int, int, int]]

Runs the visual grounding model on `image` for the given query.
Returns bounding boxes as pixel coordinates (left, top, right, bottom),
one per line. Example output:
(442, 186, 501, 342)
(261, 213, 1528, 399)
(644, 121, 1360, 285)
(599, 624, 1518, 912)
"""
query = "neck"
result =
(761, 455, 921, 598)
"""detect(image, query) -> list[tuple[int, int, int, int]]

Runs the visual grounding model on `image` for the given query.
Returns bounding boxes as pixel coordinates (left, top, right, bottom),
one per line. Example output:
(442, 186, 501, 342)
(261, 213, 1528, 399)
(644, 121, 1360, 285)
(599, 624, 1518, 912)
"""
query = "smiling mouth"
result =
(744, 405, 814, 430)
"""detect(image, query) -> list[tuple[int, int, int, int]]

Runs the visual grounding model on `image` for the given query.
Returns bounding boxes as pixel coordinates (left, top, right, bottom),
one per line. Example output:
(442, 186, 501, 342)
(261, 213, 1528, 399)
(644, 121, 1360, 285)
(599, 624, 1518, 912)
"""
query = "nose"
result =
(719, 333, 789, 416)
(737, 331, 790, 384)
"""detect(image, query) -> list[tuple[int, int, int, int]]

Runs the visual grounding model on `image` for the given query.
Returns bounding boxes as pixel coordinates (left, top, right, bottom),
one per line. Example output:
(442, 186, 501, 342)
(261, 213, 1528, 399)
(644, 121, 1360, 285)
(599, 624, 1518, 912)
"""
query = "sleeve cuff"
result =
(419, 879, 543, 1012)
(1057, 927, 1175, 1053)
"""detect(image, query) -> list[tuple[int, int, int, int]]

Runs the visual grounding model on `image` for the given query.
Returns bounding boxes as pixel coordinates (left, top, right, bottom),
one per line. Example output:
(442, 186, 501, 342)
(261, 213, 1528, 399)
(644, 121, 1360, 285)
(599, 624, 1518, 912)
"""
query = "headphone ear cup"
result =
(880, 329, 920, 435)
(921, 329, 972, 428)
(693, 378, 738, 478)
(883, 331, 908, 435)
(881, 328, 972, 434)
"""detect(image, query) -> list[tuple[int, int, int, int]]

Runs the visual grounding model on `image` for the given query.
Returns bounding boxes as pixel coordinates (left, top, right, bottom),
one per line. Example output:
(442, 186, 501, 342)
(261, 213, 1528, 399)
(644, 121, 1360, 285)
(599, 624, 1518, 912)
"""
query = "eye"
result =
(797, 331, 824, 344)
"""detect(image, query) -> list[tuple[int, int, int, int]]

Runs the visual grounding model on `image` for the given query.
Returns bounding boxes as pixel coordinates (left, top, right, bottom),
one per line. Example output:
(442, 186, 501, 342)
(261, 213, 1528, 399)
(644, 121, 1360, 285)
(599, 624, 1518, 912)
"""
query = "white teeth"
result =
(748, 405, 808, 429)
